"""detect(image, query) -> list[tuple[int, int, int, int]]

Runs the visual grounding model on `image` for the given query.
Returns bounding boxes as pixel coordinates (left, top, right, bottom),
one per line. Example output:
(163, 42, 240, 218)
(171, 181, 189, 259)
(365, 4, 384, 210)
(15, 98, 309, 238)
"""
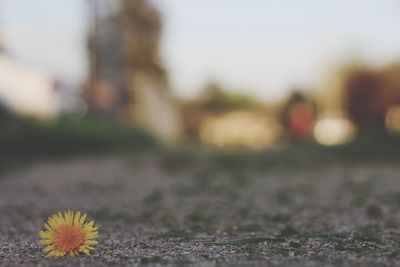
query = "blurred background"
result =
(3, 1, 400, 265)
(0, 0, 400, 160)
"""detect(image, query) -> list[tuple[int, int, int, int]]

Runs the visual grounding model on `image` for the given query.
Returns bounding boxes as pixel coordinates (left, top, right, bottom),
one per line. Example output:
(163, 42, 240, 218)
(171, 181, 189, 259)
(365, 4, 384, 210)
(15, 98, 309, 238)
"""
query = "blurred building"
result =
(86, 0, 181, 142)
(0, 53, 60, 119)
(199, 111, 282, 150)
(0, 14, 81, 119)
(180, 84, 283, 149)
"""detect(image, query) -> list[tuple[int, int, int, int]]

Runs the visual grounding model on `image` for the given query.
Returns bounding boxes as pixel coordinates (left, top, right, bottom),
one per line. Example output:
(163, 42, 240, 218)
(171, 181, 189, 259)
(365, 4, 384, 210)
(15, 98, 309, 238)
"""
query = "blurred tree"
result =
(319, 59, 366, 113)
(343, 66, 400, 131)
(119, 0, 166, 80)
(382, 63, 400, 95)
(199, 82, 262, 112)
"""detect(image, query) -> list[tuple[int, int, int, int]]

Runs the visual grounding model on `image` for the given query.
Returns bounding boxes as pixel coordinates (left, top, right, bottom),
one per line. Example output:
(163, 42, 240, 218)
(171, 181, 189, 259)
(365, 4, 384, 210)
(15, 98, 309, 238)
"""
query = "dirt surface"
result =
(1, 152, 400, 266)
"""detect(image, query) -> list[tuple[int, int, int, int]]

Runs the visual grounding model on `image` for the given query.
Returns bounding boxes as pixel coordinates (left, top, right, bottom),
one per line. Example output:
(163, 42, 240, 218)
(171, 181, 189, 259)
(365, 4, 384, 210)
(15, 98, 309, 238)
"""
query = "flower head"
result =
(39, 211, 99, 257)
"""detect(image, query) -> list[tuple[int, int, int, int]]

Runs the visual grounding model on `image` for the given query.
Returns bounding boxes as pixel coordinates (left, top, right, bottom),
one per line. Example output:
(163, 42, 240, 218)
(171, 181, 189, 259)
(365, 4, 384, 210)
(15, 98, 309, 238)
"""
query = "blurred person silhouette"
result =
(281, 91, 316, 141)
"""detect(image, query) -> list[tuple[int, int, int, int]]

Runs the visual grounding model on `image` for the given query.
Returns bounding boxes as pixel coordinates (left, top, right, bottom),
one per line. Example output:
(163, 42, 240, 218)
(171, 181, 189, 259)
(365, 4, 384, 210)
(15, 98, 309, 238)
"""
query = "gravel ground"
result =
(1, 152, 400, 266)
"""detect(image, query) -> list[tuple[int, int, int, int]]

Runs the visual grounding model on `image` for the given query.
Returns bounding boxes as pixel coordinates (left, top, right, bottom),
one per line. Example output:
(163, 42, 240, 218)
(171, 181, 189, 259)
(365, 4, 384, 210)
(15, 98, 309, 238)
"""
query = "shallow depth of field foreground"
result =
(2, 147, 400, 267)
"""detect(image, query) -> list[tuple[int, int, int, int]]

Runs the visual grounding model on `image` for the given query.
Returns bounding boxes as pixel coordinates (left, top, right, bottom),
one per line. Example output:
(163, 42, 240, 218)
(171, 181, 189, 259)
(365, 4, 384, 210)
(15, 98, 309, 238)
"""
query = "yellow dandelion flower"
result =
(39, 211, 99, 257)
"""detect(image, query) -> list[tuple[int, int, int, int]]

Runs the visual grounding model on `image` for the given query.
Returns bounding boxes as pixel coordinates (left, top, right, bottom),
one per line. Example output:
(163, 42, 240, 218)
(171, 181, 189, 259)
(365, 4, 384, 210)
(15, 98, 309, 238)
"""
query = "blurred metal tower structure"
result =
(87, 0, 127, 118)
(86, 0, 182, 141)
(88, 0, 98, 91)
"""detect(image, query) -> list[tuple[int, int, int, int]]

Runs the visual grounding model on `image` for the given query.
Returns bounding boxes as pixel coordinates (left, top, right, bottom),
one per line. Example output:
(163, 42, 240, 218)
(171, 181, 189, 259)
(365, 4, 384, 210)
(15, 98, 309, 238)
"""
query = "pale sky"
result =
(1, 0, 400, 101)
(0, 0, 87, 84)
